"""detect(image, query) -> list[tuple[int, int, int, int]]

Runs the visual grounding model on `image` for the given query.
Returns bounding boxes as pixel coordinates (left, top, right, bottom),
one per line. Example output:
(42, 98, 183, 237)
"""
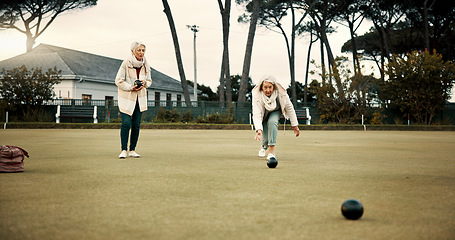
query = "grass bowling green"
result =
(1, 129, 454, 240)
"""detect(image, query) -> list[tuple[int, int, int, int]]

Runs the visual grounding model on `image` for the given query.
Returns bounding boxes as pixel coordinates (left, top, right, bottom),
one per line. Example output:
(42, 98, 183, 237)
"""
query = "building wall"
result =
(53, 80, 194, 102)
(54, 80, 74, 99)
(74, 81, 118, 100)
(149, 90, 195, 103)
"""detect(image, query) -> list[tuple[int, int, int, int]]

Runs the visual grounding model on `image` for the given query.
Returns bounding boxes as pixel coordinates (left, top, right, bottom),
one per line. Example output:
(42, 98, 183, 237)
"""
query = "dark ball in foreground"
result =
(267, 157, 278, 168)
(341, 199, 364, 220)
(134, 80, 143, 87)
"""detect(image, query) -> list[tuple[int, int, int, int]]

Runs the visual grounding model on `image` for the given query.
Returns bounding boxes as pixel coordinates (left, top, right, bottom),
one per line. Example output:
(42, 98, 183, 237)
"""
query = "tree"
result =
(237, 0, 262, 104)
(217, 0, 233, 103)
(380, 50, 455, 125)
(311, 57, 378, 123)
(297, 21, 319, 106)
(162, 0, 191, 107)
(0, 65, 61, 119)
(286, 80, 317, 104)
(254, 0, 313, 105)
(0, 0, 97, 52)
(187, 80, 218, 101)
(401, 0, 455, 61)
(333, 0, 371, 75)
(306, 0, 347, 107)
(364, 0, 406, 79)
(341, 26, 422, 76)
(218, 75, 254, 102)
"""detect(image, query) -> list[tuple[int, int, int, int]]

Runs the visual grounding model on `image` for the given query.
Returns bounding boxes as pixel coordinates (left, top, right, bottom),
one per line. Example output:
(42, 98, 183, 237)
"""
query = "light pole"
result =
(187, 24, 199, 102)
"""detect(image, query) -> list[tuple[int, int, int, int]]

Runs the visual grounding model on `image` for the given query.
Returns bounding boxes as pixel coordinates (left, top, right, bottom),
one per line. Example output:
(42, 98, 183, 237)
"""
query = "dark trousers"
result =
(120, 103, 142, 151)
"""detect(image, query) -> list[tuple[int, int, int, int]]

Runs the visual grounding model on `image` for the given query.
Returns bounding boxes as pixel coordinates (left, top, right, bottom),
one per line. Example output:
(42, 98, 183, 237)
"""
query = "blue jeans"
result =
(262, 110, 280, 149)
(120, 103, 142, 151)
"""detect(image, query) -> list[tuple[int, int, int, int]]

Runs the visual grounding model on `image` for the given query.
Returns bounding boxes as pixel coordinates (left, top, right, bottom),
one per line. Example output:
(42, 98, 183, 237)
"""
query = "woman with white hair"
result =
(252, 76, 300, 160)
(115, 42, 152, 159)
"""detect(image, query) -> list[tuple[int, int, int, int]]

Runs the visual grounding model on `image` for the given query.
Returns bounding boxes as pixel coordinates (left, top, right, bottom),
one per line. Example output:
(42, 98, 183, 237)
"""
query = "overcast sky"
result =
(0, 0, 453, 101)
(0, 0, 368, 87)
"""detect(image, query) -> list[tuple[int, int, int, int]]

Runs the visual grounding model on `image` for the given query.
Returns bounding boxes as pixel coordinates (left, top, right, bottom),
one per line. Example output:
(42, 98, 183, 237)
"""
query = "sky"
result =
(0, 0, 453, 101)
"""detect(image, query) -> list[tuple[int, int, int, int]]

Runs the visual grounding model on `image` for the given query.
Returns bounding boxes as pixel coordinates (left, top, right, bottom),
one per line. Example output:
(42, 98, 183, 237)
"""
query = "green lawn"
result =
(1, 129, 454, 240)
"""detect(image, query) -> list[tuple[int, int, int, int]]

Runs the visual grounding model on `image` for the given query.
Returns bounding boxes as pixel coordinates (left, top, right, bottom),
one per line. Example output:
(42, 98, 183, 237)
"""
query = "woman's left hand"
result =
(293, 126, 300, 137)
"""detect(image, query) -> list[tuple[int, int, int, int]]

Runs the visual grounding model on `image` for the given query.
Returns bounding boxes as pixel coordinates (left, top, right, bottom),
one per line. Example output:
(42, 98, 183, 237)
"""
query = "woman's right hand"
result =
(255, 129, 263, 141)
(131, 85, 143, 91)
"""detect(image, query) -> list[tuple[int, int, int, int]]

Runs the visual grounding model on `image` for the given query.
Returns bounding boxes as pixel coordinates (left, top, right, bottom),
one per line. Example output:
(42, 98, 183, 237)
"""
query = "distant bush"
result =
(156, 107, 166, 122)
(370, 110, 387, 125)
(182, 110, 193, 123)
(164, 109, 182, 122)
(155, 107, 182, 123)
(196, 112, 234, 124)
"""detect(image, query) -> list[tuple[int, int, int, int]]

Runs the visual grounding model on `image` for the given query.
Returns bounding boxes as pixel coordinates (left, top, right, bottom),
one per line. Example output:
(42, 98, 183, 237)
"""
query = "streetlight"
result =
(186, 24, 199, 102)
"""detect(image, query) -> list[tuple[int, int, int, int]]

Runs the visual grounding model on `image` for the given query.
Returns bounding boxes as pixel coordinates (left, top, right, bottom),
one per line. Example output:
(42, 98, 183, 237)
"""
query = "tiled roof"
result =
(0, 44, 192, 93)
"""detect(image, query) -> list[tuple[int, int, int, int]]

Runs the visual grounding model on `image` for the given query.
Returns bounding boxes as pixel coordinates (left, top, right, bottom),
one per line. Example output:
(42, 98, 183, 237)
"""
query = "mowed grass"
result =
(1, 129, 454, 240)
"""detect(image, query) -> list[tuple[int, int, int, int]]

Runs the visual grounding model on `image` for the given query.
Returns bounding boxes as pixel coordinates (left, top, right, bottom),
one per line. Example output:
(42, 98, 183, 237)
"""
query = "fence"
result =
(36, 99, 317, 124)
(38, 99, 256, 124)
(3, 99, 454, 125)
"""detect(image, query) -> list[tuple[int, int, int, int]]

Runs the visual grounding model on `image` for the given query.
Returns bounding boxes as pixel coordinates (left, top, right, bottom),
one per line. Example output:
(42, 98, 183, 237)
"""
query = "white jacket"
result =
(115, 60, 152, 115)
(252, 81, 298, 131)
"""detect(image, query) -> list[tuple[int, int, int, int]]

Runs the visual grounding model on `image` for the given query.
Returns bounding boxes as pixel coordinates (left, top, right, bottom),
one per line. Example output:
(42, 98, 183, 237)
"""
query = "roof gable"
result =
(0, 44, 193, 93)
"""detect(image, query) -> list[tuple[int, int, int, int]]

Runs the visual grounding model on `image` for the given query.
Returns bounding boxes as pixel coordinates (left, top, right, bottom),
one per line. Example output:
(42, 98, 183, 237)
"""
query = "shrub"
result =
(196, 111, 234, 124)
(164, 109, 182, 122)
(182, 110, 193, 123)
(155, 107, 166, 122)
(370, 110, 387, 125)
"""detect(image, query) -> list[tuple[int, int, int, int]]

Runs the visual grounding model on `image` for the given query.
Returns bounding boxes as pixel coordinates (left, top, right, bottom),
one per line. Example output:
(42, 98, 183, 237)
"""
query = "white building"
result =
(0, 44, 197, 105)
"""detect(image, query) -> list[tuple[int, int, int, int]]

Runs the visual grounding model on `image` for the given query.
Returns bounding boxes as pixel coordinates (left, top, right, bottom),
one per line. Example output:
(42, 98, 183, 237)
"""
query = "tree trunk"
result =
(162, 0, 191, 107)
(26, 33, 35, 52)
(317, 13, 344, 100)
(304, 33, 315, 106)
(422, 0, 436, 51)
(372, 0, 391, 58)
(319, 31, 326, 83)
(348, 19, 361, 75)
(290, 4, 297, 106)
(218, 0, 232, 103)
(219, 55, 226, 103)
(275, 2, 297, 105)
(238, 0, 261, 104)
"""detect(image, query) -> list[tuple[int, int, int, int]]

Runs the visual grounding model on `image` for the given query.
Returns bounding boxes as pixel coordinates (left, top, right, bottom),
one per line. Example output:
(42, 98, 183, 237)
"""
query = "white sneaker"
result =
(128, 151, 141, 158)
(267, 153, 276, 160)
(118, 150, 127, 159)
(258, 148, 266, 157)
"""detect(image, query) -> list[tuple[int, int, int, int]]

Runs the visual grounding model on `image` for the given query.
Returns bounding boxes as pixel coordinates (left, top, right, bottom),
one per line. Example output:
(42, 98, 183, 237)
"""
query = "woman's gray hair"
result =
(259, 75, 277, 90)
(131, 41, 146, 51)
(262, 75, 277, 84)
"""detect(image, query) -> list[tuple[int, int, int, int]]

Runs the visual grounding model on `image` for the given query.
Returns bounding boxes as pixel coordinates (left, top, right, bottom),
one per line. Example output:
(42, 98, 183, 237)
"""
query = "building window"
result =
(105, 96, 114, 106)
(155, 92, 160, 106)
(177, 94, 182, 107)
(82, 94, 92, 105)
(166, 93, 172, 107)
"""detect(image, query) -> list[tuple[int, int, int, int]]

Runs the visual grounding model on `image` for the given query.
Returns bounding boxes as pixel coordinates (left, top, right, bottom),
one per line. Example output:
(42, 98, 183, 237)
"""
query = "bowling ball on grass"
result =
(267, 157, 278, 168)
(341, 199, 364, 220)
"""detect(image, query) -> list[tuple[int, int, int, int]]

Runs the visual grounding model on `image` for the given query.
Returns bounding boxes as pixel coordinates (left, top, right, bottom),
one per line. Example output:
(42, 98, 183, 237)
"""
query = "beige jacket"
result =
(252, 81, 298, 131)
(115, 60, 152, 115)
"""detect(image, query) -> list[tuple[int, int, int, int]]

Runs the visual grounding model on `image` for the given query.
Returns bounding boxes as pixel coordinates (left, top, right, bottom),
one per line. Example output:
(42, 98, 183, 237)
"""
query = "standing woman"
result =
(252, 76, 300, 160)
(115, 42, 152, 159)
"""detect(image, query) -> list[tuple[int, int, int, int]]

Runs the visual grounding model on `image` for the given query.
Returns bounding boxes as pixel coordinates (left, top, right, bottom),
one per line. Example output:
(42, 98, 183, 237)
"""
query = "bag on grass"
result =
(0, 145, 29, 173)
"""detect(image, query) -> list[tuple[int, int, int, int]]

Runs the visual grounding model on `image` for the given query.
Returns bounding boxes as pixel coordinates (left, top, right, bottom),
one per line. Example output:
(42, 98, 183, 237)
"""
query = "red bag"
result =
(0, 145, 29, 173)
